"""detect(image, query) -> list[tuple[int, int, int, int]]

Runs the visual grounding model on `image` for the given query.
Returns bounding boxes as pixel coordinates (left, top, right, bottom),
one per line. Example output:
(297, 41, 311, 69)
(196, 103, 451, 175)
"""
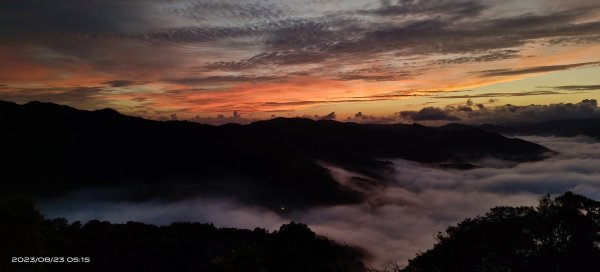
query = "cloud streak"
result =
(478, 61, 600, 77)
(433, 90, 565, 99)
(547, 84, 600, 91)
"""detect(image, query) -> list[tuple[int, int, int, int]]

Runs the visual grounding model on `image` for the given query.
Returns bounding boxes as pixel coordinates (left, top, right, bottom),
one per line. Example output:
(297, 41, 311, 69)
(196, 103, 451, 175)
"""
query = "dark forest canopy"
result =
(0, 195, 366, 272)
(402, 192, 600, 272)
(2, 192, 600, 272)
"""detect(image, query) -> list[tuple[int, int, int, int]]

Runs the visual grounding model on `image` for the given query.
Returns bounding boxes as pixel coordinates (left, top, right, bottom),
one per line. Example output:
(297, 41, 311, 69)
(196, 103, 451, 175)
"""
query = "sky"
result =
(1, 0, 600, 122)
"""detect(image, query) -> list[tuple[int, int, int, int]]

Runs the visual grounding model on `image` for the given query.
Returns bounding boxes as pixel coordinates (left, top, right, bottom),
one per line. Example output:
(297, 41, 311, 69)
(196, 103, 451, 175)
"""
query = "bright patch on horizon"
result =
(1, 0, 600, 121)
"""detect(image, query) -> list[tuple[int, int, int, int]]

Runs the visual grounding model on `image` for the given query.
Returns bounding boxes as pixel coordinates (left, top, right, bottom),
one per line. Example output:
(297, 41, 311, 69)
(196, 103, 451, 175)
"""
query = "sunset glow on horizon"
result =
(1, 0, 600, 122)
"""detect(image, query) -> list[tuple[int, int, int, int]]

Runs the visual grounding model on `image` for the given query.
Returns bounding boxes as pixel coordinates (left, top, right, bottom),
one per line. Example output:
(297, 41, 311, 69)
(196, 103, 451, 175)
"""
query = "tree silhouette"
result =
(0, 195, 365, 272)
(403, 192, 600, 272)
(3, 192, 600, 272)
(212, 222, 365, 272)
(0, 195, 46, 272)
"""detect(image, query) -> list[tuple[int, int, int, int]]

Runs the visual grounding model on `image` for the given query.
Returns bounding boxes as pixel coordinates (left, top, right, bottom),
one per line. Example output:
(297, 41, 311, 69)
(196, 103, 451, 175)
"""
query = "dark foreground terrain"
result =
(2, 192, 599, 272)
(403, 192, 600, 272)
(443, 118, 600, 139)
(0, 101, 551, 210)
(0, 195, 366, 272)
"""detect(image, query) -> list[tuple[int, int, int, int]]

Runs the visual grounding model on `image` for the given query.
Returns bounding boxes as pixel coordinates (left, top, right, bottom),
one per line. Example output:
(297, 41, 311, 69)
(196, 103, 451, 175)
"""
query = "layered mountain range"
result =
(0, 101, 556, 210)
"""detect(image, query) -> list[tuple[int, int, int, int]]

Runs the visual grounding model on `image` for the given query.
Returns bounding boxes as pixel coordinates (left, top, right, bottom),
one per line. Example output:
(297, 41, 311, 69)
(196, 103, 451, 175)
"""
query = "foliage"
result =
(0, 195, 365, 272)
(3, 192, 600, 272)
(403, 192, 600, 272)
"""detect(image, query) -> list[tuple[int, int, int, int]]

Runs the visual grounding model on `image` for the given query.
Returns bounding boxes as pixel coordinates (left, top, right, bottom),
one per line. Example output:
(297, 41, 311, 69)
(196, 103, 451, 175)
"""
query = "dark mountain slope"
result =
(0, 101, 551, 209)
(442, 118, 600, 138)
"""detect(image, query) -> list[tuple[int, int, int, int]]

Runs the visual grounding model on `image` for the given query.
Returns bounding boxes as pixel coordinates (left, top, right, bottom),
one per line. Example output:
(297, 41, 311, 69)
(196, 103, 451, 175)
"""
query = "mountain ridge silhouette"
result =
(0, 100, 552, 210)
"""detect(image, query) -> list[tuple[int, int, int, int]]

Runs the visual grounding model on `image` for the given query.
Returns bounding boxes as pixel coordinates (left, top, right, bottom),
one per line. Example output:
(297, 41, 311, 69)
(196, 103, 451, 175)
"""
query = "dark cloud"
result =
(260, 99, 380, 108)
(225, 91, 430, 113)
(3, 0, 600, 76)
(434, 50, 521, 65)
(434, 90, 564, 99)
(150, 1, 600, 59)
(164, 75, 283, 85)
(164, 1, 287, 22)
(347, 91, 426, 100)
(126, 26, 259, 44)
(357, 0, 487, 18)
(407, 99, 600, 125)
(320, 6, 600, 61)
(195, 4, 600, 72)
(478, 61, 600, 77)
(0, 0, 164, 35)
(320, 112, 337, 120)
(131, 97, 148, 102)
(546, 35, 600, 46)
(189, 111, 261, 125)
(457, 105, 474, 112)
(261, 100, 330, 107)
(337, 73, 413, 82)
(207, 50, 330, 70)
(337, 67, 415, 82)
(350, 112, 398, 123)
(548, 84, 600, 91)
(264, 19, 346, 50)
(103, 80, 140, 87)
(256, 91, 427, 109)
(400, 107, 461, 121)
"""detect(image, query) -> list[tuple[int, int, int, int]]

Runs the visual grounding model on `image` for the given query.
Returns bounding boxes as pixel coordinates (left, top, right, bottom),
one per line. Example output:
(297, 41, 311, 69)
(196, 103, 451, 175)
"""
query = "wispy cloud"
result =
(546, 84, 600, 91)
(434, 50, 521, 65)
(478, 61, 600, 77)
(103, 80, 144, 87)
(356, 0, 487, 18)
(164, 75, 284, 85)
(433, 90, 565, 99)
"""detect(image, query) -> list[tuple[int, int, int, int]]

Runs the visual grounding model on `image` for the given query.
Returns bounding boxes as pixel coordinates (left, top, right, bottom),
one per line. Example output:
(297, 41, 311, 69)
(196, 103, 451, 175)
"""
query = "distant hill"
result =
(441, 119, 600, 138)
(0, 101, 551, 210)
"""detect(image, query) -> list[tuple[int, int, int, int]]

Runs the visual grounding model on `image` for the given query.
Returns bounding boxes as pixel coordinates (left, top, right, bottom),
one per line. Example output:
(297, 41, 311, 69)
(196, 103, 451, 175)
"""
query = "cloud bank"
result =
(398, 99, 600, 125)
(38, 136, 600, 268)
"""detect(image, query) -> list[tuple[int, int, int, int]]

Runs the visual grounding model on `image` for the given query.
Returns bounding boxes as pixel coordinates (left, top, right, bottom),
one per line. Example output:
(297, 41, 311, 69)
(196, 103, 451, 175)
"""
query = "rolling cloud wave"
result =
(38, 136, 600, 268)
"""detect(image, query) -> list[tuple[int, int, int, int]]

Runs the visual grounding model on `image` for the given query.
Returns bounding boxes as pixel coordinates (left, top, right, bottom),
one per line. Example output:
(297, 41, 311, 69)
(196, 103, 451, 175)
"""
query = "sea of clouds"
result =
(39, 136, 600, 268)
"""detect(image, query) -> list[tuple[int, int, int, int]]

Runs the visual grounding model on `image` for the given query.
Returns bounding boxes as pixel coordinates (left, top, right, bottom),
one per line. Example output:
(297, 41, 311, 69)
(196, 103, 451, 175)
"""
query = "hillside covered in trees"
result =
(0, 194, 366, 272)
(2, 192, 600, 272)
(403, 192, 600, 272)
